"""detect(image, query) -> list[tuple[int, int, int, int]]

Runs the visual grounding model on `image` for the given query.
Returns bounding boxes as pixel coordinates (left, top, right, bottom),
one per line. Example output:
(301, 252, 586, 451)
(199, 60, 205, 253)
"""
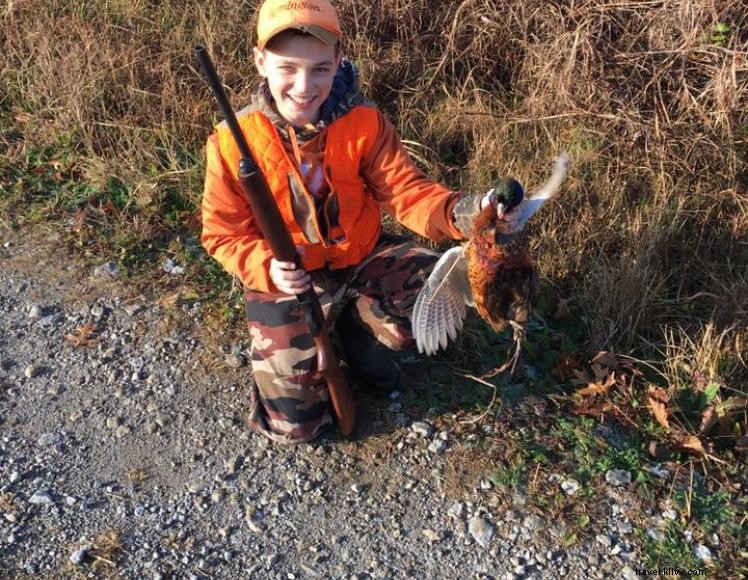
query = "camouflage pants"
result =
(244, 234, 440, 443)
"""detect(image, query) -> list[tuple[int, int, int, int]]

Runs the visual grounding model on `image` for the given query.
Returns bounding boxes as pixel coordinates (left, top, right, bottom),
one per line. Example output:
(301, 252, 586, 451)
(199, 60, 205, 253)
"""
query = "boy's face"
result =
(254, 32, 341, 127)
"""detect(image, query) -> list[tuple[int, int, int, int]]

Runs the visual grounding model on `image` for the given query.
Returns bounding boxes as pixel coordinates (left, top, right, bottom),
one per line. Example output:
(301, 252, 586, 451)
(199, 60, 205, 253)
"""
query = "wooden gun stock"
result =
(195, 45, 356, 436)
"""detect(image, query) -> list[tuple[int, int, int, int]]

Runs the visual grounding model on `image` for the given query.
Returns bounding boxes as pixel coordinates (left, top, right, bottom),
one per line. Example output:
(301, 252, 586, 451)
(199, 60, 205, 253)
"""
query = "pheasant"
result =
(412, 152, 570, 355)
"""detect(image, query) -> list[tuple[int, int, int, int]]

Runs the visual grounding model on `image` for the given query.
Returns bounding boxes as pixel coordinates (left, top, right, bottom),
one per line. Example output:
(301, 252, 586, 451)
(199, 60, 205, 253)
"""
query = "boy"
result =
(201, 0, 516, 442)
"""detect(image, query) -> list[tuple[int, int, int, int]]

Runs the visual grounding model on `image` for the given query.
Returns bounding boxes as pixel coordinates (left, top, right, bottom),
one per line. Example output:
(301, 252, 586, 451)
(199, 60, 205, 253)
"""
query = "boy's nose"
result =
(294, 70, 312, 92)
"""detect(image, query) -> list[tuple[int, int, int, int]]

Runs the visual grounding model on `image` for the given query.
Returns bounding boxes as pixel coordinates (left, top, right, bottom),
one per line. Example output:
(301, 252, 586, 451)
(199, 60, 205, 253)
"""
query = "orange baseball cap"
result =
(256, 0, 341, 50)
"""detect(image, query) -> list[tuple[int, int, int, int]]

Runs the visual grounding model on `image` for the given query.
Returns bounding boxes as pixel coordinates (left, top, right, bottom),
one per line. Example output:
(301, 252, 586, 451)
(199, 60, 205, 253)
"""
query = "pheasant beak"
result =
(495, 202, 506, 220)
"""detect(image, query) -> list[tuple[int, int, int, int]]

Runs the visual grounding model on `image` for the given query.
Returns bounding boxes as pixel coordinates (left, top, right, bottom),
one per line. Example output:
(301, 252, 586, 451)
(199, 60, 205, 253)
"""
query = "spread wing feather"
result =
(412, 246, 473, 355)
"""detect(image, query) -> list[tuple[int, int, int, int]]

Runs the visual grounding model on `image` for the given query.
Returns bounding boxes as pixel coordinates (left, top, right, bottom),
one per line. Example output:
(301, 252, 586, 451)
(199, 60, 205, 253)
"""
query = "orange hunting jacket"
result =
(201, 104, 465, 292)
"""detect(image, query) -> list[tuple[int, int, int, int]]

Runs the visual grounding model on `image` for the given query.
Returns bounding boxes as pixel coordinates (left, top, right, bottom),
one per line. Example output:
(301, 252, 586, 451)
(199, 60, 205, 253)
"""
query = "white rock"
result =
(468, 516, 495, 547)
(69, 547, 89, 565)
(24, 365, 42, 379)
(410, 421, 435, 438)
(561, 479, 580, 495)
(605, 469, 632, 487)
(646, 464, 670, 479)
(596, 534, 612, 548)
(28, 489, 54, 505)
(162, 258, 184, 275)
(28, 305, 44, 319)
(694, 544, 713, 562)
(646, 528, 665, 541)
(123, 303, 143, 316)
(94, 261, 119, 278)
(428, 439, 447, 454)
(448, 502, 465, 520)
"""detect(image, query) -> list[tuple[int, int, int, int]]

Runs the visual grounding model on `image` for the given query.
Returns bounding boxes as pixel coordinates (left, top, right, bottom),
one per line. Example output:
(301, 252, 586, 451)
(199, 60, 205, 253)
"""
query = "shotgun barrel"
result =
(195, 45, 356, 437)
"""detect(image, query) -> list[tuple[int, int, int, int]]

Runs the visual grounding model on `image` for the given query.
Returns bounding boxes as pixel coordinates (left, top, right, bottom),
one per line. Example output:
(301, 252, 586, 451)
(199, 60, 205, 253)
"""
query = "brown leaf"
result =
(699, 406, 718, 434)
(647, 386, 671, 432)
(673, 434, 705, 455)
(574, 373, 615, 398)
(572, 400, 613, 417)
(65, 324, 99, 348)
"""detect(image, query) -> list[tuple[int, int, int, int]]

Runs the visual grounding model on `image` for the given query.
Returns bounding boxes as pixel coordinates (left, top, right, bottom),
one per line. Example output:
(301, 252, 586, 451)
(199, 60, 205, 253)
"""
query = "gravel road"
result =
(0, 229, 657, 579)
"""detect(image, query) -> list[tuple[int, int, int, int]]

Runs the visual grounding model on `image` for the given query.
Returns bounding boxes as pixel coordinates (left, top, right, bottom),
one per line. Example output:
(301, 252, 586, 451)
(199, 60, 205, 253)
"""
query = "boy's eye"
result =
(314, 67, 331, 73)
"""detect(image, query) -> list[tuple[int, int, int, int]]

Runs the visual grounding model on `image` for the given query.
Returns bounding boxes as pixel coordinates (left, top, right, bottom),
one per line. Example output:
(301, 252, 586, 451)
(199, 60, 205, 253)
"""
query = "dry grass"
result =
(1, 1, 746, 394)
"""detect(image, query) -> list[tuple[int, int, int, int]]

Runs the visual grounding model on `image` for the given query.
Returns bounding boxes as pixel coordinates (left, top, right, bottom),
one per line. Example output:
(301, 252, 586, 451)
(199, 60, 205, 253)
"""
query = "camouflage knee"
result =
(245, 291, 333, 443)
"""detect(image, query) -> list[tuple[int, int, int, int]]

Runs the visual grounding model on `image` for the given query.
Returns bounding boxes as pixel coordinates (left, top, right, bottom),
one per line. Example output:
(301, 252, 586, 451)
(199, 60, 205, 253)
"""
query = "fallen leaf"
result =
(672, 434, 705, 455)
(572, 400, 614, 417)
(562, 532, 578, 547)
(574, 373, 615, 398)
(65, 324, 99, 347)
(647, 386, 671, 432)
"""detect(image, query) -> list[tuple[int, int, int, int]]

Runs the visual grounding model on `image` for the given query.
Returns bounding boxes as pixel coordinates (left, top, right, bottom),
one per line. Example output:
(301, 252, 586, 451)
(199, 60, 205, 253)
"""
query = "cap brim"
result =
(259, 24, 339, 49)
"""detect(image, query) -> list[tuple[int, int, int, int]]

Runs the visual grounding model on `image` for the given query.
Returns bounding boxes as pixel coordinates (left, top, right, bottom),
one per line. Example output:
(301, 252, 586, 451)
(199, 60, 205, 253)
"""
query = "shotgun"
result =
(195, 45, 356, 437)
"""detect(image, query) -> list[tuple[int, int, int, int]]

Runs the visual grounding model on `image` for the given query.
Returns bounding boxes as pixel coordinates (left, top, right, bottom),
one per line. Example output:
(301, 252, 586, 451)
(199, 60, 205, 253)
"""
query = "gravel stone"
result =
(94, 261, 119, 278)
(28, 489, 54, 505)
(605, 469, 632, 487)
(69, 547, 89, 565)
(28, 304, 45, 319)
(410, 421, 435, 438)
(561, 479, 580, 495)
(694, 544, 714, 562)
(24, 365, 43, 379)
(224, 354, 246, 369)
(428, 439, 447, 454)
(468, 516, 495, 547)
(448, 502, 466, 520)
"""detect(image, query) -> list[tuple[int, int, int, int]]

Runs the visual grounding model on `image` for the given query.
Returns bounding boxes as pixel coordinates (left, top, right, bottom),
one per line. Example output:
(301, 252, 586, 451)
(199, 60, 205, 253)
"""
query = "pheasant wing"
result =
(412, 246, 473, 356)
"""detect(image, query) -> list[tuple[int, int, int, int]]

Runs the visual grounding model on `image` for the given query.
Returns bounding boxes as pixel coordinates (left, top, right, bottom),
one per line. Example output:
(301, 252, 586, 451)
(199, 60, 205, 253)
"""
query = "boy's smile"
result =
(254, 32, 341, 128)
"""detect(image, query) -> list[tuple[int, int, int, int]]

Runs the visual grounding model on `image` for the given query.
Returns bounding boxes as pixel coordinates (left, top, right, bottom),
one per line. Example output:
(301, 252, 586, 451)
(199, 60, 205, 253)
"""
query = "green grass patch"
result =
(639, 520, 700, 570)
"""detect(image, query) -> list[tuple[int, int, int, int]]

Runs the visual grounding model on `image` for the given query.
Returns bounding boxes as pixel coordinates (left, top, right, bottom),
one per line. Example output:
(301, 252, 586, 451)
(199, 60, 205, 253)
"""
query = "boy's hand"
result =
(269, 258, 311, 295)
